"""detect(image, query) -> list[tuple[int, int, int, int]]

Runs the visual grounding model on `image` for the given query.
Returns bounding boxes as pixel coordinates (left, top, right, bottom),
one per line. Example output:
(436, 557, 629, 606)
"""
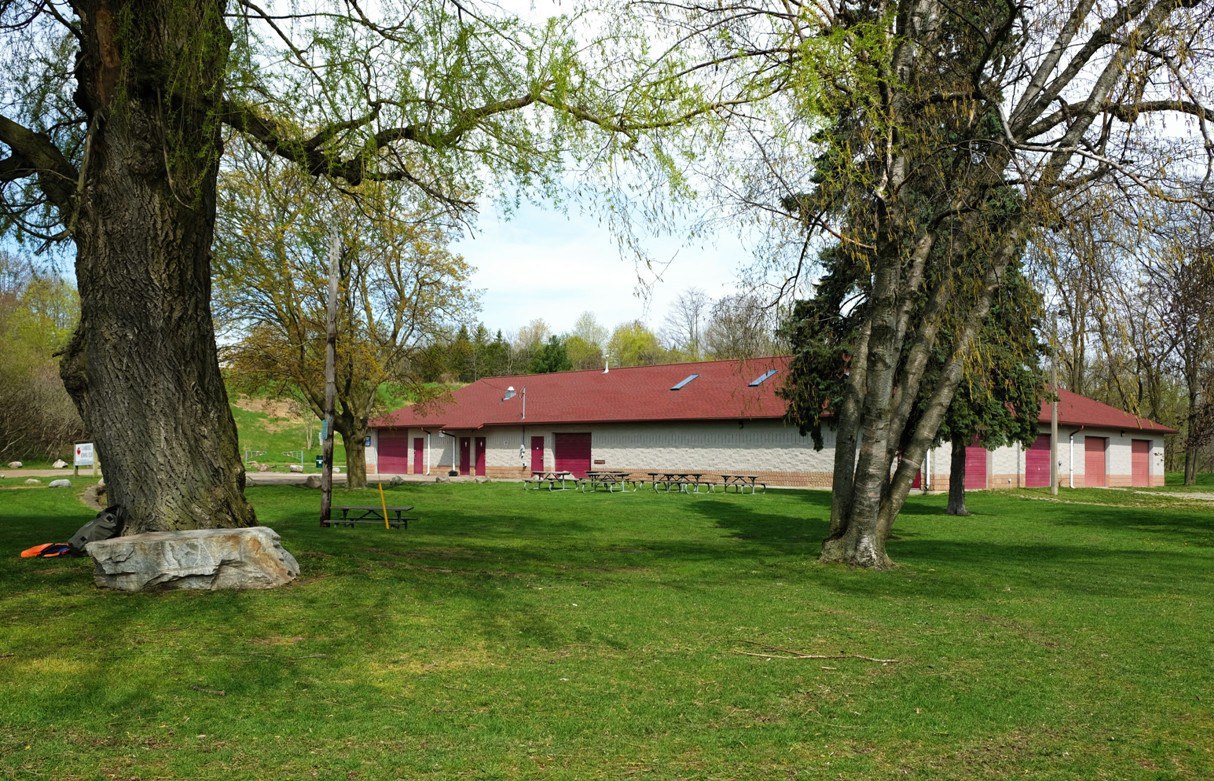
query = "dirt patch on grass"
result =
(1143, 491, 1214, 502)
(235, 396, 302, 419)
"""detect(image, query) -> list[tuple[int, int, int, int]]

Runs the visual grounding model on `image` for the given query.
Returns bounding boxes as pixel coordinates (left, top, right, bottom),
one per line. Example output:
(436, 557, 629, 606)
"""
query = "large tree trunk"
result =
(945, 435, 970, 516)
(335, 412, 369, 490)
(828, 320, 871, 534)
(60, 1, 255, 533)
(820, 234, 903, 571)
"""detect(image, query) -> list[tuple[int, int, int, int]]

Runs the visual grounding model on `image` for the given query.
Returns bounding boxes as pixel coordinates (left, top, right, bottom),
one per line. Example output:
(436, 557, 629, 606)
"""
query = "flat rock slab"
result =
(87, 527, 299, 592)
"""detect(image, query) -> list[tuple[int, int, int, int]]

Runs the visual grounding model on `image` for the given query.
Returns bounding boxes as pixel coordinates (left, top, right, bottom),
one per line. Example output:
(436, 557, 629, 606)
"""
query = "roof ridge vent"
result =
(671, 373, 700, 391)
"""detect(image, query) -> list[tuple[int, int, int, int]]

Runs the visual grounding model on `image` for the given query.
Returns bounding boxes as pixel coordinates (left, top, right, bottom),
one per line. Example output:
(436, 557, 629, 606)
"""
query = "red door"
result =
(378, 429, 410, 474)
(1084, 437, 1107, 487)
(412, 437, 424, 475)
(1132, 439, 1150, 487)
(1025, 435, 1051, 488)
(965, 444, 988, 489)
(554, 432, 591, 478)
(530, 436, 545, 472)
(475, 437, 487, 476)
(458, 437, 471, 476)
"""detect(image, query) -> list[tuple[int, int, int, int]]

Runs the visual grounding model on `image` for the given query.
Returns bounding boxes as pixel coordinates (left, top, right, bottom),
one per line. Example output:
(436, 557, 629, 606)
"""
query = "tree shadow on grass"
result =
(1054, 504, 1214, 546)
(684, 493, 832, 549)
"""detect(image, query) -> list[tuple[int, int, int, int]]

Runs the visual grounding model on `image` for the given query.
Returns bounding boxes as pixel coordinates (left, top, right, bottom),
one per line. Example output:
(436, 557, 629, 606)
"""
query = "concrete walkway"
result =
(2, 467, 485, 487)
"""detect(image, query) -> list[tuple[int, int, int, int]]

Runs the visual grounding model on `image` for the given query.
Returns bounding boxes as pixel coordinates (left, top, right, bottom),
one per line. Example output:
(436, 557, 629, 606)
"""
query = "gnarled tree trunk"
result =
(60, 1, 255, 533)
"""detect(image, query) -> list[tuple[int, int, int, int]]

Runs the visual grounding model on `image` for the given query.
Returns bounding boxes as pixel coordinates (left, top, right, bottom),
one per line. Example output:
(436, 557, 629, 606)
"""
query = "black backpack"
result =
(68, 505, 125, 554)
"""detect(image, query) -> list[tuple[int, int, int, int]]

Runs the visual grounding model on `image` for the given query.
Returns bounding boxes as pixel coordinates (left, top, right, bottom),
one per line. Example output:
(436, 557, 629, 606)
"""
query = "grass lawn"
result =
(1, 480, 1211, 780)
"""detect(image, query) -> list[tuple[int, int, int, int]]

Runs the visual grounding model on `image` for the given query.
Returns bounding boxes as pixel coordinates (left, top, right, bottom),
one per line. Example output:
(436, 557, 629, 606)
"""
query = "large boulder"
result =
(48, 479, 71, 488)
(52, 459, 68, 469)
(87, 527, 299, 592)
(8, 461, 22, 469)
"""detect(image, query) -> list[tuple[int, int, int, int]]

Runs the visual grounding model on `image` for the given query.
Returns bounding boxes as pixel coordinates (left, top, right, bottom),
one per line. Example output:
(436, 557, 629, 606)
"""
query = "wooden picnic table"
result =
(648, 472, 710, 493)
(582, 471, 636, 492)
(719, 474, 765, 494)
(325, 505, 415, 528)
(525, 470, 574, 490)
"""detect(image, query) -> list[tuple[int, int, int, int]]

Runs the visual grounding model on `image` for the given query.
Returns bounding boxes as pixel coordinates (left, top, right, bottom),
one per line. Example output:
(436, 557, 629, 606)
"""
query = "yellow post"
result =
(378, 481, 390, 529)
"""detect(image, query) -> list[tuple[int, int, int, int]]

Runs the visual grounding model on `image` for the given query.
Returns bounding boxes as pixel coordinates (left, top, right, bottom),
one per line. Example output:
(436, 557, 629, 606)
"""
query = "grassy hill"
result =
(229, 383, 436, 473)
(230, 396, 346, 473)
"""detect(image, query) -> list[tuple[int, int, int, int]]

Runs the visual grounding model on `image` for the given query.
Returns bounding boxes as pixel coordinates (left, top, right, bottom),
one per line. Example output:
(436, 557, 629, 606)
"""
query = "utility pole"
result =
(320, 234, 341, 525)
(1050, 314, 1059, 496)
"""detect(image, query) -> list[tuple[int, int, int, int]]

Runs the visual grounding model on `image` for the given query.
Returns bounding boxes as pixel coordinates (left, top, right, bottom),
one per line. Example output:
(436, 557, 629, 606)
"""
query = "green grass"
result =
(228, 400, 345, 472)
(1164, 471, 1214, 490)
(1, 479, 1211, 779)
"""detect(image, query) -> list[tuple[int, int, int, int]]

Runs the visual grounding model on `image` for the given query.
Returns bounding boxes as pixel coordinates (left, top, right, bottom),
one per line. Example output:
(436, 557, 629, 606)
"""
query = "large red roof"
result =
(374, 357, 791, 429)
(374, 357, 1176, 434)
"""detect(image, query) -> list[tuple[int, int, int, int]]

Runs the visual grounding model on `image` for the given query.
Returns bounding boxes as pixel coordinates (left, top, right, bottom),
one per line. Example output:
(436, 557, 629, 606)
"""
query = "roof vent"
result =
(748, 369, 778, 387)
(671, 373, 700, 391)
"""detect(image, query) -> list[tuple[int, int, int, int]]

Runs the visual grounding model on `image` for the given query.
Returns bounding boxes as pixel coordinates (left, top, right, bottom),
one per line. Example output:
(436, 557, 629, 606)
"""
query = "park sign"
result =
(74, 442, 95, 467)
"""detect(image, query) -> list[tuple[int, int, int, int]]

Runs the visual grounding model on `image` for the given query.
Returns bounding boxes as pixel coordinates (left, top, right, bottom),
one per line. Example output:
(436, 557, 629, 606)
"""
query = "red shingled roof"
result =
(1045, 387, 1175, 434)
(373, 357, 791, 429)
(374, 357, 1176, 434)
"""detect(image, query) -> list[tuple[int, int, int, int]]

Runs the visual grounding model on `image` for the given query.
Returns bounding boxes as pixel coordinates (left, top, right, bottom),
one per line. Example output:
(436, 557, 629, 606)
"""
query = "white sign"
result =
(74, 442, 94, 467)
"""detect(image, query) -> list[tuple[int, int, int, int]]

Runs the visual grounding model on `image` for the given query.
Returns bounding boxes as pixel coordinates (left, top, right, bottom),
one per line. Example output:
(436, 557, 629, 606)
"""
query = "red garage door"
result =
(554, 433, 592, 478)
(1132, 439, 1151, 487)
(1084, 437, 1107, 487)
(965, 444, 988, 489)
(378, 429, 410, 474)
(1025, 435, 1051, 488)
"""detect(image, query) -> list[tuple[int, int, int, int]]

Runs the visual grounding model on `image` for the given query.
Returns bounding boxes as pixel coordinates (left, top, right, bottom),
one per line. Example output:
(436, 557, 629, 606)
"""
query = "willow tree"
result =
(652, 0, 1213, 567)
(0, 0, 713, 533)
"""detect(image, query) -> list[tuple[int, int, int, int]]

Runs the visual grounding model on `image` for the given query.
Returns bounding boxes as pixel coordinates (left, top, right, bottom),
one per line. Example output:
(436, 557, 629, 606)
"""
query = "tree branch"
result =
(0, 113, 79, 218)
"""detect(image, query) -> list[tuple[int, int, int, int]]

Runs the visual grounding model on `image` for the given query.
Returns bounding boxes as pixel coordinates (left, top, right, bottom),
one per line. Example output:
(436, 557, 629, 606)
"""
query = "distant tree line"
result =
(412, 291, 787, 383)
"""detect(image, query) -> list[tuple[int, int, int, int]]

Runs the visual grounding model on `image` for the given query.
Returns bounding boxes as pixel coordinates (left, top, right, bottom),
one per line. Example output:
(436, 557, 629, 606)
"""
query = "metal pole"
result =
(320, 234, 341, 525)
(1050, 315, 1059, 496)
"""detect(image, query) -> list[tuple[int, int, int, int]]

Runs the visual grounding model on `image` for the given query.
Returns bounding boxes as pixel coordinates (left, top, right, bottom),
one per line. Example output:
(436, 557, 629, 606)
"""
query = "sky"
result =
(453, 200, 754, 338)
(449, 0, 759, 340)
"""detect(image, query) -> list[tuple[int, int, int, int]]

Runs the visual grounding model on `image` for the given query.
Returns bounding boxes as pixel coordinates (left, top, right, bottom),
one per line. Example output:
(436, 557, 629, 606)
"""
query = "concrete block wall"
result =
(372, 422, 1166, 489)
(918, 428, 1167, 491)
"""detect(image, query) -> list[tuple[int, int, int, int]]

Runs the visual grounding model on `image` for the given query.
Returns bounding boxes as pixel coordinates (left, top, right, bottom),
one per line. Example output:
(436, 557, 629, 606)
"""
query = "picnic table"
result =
(582, 471, 636, 492)
(719, 474, 765, 494)
(648, 472, 711, 493)
(525, 470, 574, 490)
(325, 505, 415, 528)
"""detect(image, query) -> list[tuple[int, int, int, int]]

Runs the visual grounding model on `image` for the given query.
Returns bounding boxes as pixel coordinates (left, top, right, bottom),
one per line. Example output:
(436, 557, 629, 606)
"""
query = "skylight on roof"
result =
(671, 373, 700, 391)
(748, 369, 778, 387)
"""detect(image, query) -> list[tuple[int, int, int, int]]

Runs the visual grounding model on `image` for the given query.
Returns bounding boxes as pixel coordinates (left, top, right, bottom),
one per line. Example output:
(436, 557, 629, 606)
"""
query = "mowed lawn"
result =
(0, 478, 1211, 780)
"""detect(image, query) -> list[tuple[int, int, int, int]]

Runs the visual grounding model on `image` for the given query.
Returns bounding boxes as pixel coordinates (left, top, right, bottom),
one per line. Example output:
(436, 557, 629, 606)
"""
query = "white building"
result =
(369, 357, 1171, 489)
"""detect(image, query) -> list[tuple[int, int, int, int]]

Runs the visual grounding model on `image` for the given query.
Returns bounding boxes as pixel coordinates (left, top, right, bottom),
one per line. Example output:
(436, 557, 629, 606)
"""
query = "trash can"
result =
(314, 456, 324, 468)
